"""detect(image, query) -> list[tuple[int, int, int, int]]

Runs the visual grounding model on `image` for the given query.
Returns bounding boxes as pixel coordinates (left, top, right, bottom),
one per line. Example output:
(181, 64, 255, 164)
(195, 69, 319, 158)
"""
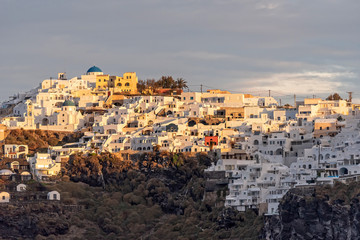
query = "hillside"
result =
(1, 152, 263, 240)
(2, 129, 83, 154)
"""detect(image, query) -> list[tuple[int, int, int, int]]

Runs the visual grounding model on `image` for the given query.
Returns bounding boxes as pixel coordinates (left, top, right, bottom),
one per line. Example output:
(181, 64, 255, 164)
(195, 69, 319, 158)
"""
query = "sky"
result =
(1, 0, 359, 103)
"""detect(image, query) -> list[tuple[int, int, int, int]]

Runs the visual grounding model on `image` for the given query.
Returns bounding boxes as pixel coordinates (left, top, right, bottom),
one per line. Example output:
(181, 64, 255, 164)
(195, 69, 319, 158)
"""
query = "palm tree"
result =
(159, 76, 175, 88)
(175, 78, 188, 90)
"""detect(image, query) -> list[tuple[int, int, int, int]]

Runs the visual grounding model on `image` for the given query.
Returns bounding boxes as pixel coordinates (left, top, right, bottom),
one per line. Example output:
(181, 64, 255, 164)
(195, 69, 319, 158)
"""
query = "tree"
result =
(146, 79, 157, 93)
(137, 76, 187, 95)
(159, 76, 175, 88)
(175, 78, 188, 90)
(326, 93, 342, 100)
(137, 80, 146, 94)
(171, 153, 184, 168)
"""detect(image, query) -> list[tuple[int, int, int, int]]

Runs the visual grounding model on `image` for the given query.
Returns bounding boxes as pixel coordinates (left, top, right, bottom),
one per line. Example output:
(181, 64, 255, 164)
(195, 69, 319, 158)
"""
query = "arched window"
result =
(125, 82, 130, 87)
(117, 83, 122, 86)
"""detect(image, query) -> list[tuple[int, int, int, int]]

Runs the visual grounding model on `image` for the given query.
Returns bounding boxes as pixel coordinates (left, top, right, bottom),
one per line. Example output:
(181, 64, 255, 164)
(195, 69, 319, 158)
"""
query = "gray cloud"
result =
(1, 0, 359, 102)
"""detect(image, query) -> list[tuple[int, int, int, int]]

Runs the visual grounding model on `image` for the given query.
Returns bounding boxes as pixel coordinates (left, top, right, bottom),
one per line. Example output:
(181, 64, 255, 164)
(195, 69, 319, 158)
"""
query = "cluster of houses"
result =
(0, 146, 61, 203)
(1, 66, 360, 214)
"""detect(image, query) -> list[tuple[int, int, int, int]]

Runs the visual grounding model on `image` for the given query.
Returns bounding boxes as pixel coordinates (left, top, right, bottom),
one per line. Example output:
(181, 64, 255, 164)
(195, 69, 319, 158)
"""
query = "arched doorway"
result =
(42, 118, 49, 126)
(339, 167, 349, 176)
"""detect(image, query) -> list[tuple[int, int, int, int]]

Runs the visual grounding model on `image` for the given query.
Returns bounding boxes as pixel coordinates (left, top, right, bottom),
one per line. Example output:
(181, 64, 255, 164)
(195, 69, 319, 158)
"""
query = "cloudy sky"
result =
(1, 0, 359, 103)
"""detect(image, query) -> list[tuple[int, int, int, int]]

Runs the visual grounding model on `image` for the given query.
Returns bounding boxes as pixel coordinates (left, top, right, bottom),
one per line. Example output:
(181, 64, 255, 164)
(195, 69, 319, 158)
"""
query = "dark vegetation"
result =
(137, 76, 188, 93)
(57, 152, 262, 239)
(314, 181, 360, 205)
(326, 93, 342, 101)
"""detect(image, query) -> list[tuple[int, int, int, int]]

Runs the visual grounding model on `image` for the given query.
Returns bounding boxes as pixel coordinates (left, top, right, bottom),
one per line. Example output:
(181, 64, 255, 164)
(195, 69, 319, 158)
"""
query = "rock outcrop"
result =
(264, 186, 360, 240)
(0, 202, 73, 239)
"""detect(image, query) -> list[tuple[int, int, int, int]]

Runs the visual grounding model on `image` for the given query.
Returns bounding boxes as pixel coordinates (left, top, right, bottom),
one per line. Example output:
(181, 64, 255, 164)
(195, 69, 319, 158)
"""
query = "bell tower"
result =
(25, 100, 34, 128)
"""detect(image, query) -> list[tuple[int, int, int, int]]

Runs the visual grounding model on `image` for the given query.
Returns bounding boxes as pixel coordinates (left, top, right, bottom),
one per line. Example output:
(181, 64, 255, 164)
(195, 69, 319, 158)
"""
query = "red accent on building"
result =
(155, 88, 183, 95)
(205, 136, 218, 146)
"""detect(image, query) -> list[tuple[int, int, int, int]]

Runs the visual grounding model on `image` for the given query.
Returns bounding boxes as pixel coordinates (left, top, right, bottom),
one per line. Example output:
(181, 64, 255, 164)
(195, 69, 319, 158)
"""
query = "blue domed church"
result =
(86, 66, 103, 75)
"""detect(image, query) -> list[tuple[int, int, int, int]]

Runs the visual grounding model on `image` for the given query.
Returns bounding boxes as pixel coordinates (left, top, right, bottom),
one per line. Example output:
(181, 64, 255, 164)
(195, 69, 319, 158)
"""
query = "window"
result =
(53, 194, 57, 200)
(125, 82, 130, 87)
(190, 97, 194, 100)
(2, 196, 4, 200)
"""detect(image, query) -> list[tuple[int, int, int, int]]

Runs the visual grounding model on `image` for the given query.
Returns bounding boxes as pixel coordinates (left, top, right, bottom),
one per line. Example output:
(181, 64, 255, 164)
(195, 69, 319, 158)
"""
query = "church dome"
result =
(62, 100, 76, 107)
(87, 66, 102, 73)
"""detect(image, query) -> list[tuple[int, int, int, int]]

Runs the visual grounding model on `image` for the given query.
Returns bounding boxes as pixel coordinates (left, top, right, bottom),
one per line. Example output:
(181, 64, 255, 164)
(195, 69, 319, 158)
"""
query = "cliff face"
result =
(0, 151, 264, 239)
(0, 202, 72, 239)
(264, 186, 360, 240)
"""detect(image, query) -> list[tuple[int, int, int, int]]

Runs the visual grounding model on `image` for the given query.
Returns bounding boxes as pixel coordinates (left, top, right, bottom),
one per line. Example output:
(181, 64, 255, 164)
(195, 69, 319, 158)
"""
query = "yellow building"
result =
(96, 72, 138, 94)
(96, 74, 110, 90)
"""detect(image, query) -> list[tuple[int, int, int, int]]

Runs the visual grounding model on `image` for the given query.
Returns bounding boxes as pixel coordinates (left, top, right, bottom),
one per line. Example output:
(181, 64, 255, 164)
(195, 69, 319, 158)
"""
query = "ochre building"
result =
(96, 71, 138, 94)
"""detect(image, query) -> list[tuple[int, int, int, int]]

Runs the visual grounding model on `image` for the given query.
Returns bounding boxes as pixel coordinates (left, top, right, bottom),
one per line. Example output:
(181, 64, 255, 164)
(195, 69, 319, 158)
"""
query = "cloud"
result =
(175, 51, 235, 60)
(229, 70, 356, 96)
(256, 1, 281, 10)
(0, 0, 359, 102)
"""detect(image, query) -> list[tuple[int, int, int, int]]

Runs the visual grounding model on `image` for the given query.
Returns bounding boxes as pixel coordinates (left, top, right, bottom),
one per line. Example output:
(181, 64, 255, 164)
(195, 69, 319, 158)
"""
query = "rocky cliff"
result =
(0, 152, 264, 239)
(264, 182, 360, 240)
(0, 201, 74, 239)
